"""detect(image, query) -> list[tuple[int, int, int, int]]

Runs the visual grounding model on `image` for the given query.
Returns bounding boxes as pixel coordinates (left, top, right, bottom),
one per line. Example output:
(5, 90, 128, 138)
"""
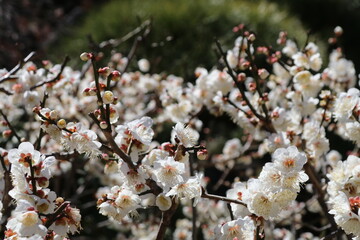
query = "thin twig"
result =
(320, 229, 340, 240)
(35, 92, 49, 150)
(0, 166, 13, 237)
(0, 87, 13, 95)
(99, 19, 151, 49)
(45, 151, 78, 160)
(227, 203, 234, 220)
(201, 187, 247, 207)
(244, 43, 271, 120)
(30, 56, 70, 90)
(0, 51, 36, 84)
(189, 153, 197, 240)
(215, 40, 264, 122)
(44, 201, 70, 228)
(0, 109, 22, 143)
(303, 163, 338, 231)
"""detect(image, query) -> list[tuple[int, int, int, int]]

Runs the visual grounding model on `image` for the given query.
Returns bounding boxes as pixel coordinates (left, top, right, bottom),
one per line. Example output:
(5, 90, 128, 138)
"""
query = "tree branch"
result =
(30, 56, 70, 90)
(0, 51, 36, 84)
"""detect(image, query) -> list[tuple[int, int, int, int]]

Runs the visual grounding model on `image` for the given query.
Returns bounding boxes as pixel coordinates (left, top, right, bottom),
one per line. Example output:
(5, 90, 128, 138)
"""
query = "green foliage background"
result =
(51, 0, 313, 78)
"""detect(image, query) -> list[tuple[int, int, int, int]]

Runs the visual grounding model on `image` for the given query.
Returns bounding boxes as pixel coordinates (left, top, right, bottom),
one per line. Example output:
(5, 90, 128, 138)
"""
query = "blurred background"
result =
(1, 0, 360, 78)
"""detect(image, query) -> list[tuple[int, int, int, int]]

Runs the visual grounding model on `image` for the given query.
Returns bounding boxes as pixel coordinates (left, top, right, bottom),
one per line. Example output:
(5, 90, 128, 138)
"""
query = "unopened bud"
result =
(248, 82, 256, 91)
(334, 26, 343, 37)
(138, 59, 150, 72)
(49, 110, 58, 120)
(197, 149, 208, 160)
(248, 33, 256, 42)
(101, 153, 109, 161)
(55, 197, 64, 205)
(237, 73, 246, 82)
(80, 52, 91, 61)
(103, 91, 114, 104)
(328, 37, 337, 44)
(42, 60, 52, 70)
(89, 88, 97, 96)
(111, 71, 121, 81)
(112, 97, 119, 105)
(258, 68, 269, 80)
(57, 119, 67, 128)
(0, 120, 8, 127)
(32, 106, 41, 114)
(98, 67, 111, 77)
(100, 121, 108, 129)
(83, 88, 91, 96)
(94, 109, 101, 117)
(2, 130, 12, 138)
(240, 60, 250, 70)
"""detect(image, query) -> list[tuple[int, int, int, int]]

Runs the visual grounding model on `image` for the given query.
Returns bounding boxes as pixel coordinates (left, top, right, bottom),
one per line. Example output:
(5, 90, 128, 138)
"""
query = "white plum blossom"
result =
(172, 123, 199, 147)
(333, 88, 360, 122)
(153, 157, 185, 190)
(216, 216, 256, 240)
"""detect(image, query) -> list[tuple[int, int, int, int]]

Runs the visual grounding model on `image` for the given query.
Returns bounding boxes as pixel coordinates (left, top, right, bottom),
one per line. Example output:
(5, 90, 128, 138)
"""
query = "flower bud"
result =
(258, 68, 269, 79)
(89, 88, 97, 96)
(2, 130, 11, 138)
(57, 119, 67, 129)
(103, 91, 114, 104)
(237, 73, 246, 82)
(80, 52, 91, 61)
(197, 149, 208, 160)
(83, 88, 91, 96)
(248, 33, 256, 42)
(94, 109, 101, 117)
(56, 197, 64, 205)
(49, 110, 58, 120)
(101, 153, 109, 161)
(334, 26, 343, 37)
(111, 70, 121, 81)
(248, 82, 256, 91)
(138, 59, 150, 72)
(32, 106, 41, 114)
(98, 67, 111, 77)
(100, 121, 108, 129)
(156, 193, 172, 211)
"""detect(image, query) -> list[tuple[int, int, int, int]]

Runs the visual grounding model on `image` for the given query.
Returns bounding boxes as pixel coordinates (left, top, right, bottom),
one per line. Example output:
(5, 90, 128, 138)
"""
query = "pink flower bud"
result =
(258, 68, 269, 79)
(237, 73, 246, 82)
(100, 121, 108, 129)
(111, 71, 121, 81)
(98, 67, 111, 77)
(2, 130, 12, 138)
(248, 33, 256, 42)
(197, 149, 208, 160)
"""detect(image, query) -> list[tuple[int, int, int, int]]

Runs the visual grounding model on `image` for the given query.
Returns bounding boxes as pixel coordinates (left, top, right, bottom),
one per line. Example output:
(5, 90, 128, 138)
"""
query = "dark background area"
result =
(2, 0, 359, 75)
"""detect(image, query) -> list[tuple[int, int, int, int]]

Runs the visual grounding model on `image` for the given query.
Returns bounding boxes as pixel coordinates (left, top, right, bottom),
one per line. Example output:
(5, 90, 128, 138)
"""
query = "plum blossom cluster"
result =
(4, 142, 81, 239)
(0, 23, 359, 240)
(226, 146, 308, 221)
(328, 155, 360, 236)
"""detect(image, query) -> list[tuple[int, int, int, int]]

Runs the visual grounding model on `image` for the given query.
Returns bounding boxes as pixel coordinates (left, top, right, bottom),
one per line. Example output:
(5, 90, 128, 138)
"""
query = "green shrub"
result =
(51, 0, 313, 78)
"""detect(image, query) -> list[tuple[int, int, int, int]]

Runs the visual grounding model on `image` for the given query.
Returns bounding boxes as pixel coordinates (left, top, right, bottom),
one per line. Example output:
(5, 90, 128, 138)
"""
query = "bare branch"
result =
(30, 56, 70, 90)
(0, 51, 36, 84)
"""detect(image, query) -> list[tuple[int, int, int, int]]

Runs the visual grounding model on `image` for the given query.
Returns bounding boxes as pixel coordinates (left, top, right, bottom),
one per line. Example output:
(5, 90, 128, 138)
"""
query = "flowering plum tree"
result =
(0, 22, 359, 239)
